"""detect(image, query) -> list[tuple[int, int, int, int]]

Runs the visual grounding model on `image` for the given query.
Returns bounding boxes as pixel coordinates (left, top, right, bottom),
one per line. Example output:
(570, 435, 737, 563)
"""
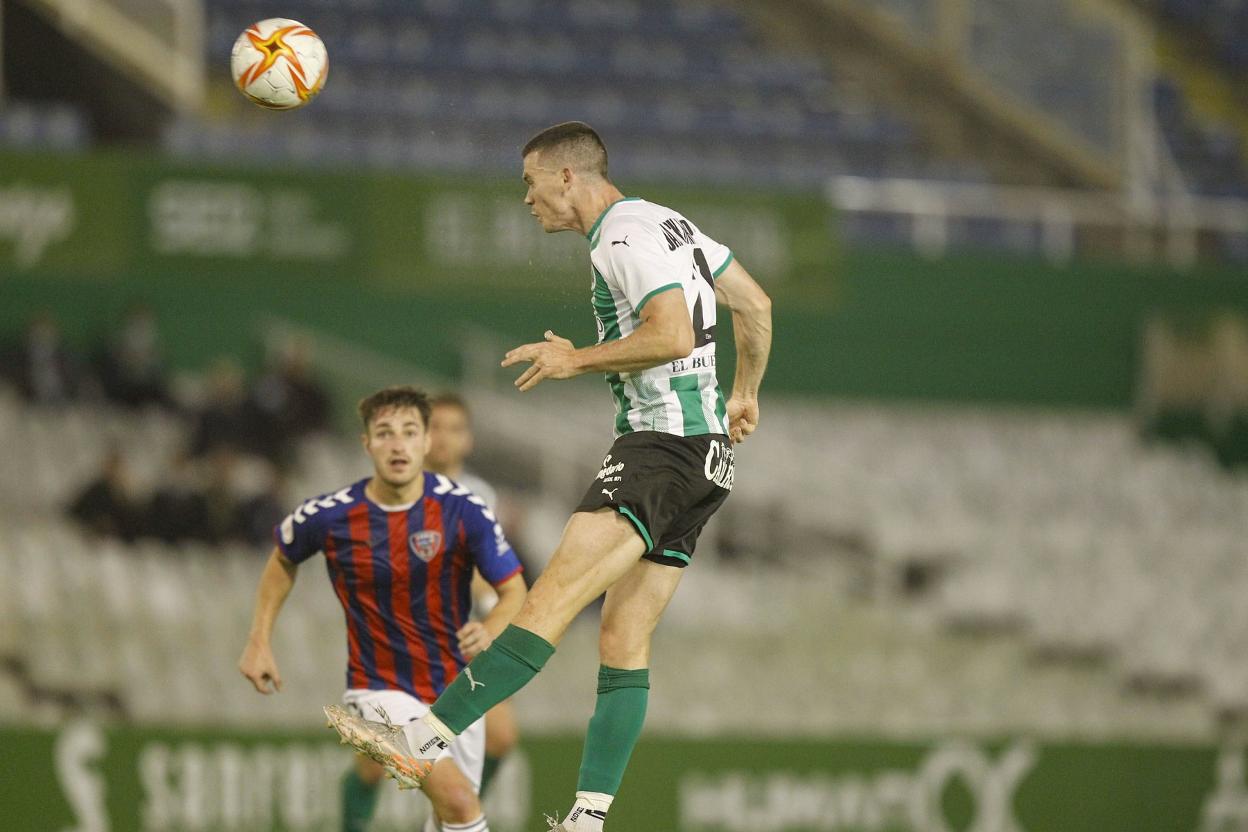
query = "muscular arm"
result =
(238, 547, 298, 693)
(715, 259, 772, 442)
(502, 289, 693, 391)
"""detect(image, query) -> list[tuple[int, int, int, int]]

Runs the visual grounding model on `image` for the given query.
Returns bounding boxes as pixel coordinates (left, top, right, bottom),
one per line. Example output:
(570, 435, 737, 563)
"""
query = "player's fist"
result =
(239, 638, 283, 694)
(456, 621, 493, 659)
(726, 396, 759, 444)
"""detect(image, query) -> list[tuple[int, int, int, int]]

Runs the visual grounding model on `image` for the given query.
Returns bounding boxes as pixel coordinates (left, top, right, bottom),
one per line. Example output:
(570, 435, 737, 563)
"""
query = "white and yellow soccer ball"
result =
(231, 18, 328, 110)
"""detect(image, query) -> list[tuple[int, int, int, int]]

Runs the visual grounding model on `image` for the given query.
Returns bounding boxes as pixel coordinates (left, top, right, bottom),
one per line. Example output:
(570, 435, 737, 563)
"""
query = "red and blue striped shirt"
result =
(275, 473, 523, 702)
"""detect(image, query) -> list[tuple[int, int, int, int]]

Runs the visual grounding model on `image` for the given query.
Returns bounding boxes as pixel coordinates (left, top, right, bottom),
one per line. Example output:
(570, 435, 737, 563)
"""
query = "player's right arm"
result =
(239, 547, 298, 694)
(715, 258, 772, 443)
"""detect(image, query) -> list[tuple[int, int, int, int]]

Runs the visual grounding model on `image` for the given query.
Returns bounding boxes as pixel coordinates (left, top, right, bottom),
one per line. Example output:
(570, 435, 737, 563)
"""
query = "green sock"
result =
(479, 754, 503, 796)
(576, 666, 650, 795)
(340, 768, 380, 832)
(432, 625, 555, 735)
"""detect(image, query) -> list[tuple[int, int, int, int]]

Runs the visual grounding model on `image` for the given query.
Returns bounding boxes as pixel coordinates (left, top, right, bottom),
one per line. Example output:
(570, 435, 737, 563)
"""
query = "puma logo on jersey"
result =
(611, 236, 630, 247)
(464, 667, 485, 692)
(602, 488, 618, 499)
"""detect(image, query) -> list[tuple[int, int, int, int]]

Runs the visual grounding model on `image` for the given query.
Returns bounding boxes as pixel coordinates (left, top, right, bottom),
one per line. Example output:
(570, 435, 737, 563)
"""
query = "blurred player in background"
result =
(239, 386, 526, 832)
(424, 393, 524, 797)
(327, 123, 772, 831)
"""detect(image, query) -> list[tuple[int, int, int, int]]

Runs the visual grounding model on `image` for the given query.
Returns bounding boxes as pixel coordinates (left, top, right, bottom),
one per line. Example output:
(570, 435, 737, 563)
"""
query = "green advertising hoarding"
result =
(6, 149, 1248, 407)
(1, 723, 1244, 831)
(0, 151, 832, 290)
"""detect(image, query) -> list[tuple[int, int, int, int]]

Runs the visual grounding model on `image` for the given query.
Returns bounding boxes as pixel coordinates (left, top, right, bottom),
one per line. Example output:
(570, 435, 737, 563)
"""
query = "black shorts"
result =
(575, 431, 734, 568)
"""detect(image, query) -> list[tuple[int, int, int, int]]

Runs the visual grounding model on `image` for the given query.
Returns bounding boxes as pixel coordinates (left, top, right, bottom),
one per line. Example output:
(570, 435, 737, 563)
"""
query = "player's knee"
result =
(355, 756, 386, 786)
(431, 781, 481, 824)
(485, 718, 520, 757)
(598, 622, 650, 667)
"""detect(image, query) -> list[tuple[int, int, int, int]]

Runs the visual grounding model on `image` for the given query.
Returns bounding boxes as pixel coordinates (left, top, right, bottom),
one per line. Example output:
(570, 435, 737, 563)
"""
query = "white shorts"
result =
(342, 688, 487, 792)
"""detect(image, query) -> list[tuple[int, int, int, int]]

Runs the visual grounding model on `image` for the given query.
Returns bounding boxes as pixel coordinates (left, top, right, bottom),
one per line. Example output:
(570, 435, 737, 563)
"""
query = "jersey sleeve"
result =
(273, 496, 333, 564)
(695, 226, 734, 280)
(462, 497, 523, 586)
(604, 220, 688, 314)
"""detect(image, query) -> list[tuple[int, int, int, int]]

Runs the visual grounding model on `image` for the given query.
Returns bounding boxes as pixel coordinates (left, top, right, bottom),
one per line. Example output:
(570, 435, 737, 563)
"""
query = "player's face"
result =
(522, 152, 576, 233)
(425, 404, 473, 473)
(362, 407, 429, 488)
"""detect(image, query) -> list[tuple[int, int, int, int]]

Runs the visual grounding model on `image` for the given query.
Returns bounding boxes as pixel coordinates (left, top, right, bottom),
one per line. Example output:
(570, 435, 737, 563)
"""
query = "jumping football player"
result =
(327, 122, 772, 832)
(424, 393, 524, 797)
(240, 386, 526, 832)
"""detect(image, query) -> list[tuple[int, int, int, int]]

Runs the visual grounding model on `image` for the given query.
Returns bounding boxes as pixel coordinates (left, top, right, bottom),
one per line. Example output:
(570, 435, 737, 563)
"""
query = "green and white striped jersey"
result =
(587, 197, 734, 438)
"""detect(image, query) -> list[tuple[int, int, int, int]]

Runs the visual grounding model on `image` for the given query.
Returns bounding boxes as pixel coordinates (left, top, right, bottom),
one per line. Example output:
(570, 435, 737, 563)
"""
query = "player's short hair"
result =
(522, 121, 609, 178)
(430, 391, 472, 421)
(358, 386, 432, 432)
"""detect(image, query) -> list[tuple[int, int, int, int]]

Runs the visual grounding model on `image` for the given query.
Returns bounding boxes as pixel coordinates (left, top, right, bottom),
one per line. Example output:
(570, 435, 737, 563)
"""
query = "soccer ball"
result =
(231, 18, 328, 110)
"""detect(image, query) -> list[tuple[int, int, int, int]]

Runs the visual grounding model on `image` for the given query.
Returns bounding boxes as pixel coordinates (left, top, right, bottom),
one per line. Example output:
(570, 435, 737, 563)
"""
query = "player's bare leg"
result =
(330, 510, 646, 785)
(552, 559, 683, 831)
(421, 757, 488, 831)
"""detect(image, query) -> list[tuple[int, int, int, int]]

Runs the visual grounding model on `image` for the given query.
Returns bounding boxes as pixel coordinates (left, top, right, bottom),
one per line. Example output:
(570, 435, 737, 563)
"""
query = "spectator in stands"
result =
(96, 304, 173, 409)
(237, 467, 290, 547)
(249, 337, 332, 460)
(146, 452, 211, 543)
(2, 313, 90, 404)
(68, 447, 142, 541)
(200, 448, 246, 543)
(191, 359, 264, 458)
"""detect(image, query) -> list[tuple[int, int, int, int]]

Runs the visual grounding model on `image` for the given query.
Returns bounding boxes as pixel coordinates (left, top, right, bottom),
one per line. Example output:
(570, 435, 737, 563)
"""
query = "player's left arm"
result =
(502, 290, 693, 391)
(714, 258, 772, 443)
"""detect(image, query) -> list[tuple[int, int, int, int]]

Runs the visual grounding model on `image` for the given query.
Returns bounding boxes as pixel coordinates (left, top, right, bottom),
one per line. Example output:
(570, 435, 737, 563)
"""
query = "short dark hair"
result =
(522, 121, 608, 178)
(357, 386, 431, 432)
(430, 391, 472, 420)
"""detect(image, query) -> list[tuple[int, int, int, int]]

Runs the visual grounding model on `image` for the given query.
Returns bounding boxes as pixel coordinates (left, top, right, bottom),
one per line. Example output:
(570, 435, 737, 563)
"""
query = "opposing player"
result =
(327, 122, 773, 831)
(239, 386, 526, 832)
(424, 393, 524, 797)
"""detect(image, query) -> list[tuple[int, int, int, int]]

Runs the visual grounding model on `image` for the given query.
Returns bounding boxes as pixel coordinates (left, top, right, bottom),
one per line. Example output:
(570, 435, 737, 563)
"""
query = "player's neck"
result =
(365, 474, 425, 508)
(576, 183, 627, 237)
(427, 462, 464, 480)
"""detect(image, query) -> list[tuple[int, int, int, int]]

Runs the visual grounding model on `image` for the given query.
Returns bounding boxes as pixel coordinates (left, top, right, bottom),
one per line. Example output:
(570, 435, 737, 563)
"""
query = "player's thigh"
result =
(484, 700, 520, 757)
(598, 558, 684, 669)
(514, 508, 646, 644)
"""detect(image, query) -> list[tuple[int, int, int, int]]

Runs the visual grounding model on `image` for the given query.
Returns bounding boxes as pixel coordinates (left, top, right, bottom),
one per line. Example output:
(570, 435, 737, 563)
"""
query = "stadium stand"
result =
(0, 100, 91, 152)
(0, 373, 1241, 739)
(163, 0, 975, 187)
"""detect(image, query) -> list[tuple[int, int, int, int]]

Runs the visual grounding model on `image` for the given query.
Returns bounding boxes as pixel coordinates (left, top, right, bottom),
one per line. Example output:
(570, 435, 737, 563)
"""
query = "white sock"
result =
(422, 817, 441, 832)
(442, 816, 488, 832)
(409, 712, 455, 758)
(565, 792, 612, 829)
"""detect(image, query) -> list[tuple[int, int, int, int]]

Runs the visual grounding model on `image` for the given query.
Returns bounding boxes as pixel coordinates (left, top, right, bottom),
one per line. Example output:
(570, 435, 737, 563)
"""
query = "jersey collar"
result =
(586, 197, 643, 243)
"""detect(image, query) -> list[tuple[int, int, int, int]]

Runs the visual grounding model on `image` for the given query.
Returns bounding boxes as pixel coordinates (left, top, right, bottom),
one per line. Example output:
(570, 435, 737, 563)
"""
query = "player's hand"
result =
(239, 638, 283, 694)
(456, 622, 493, 659)
(501, 331, 582, 392)
(726, 396, 759, 444)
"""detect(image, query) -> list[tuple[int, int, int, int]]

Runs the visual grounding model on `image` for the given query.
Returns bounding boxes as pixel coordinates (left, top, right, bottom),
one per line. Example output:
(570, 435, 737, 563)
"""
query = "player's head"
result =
(425, 392, 474, 476)
(357, 386, 432, 489)
(522, 121, 609, 233)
